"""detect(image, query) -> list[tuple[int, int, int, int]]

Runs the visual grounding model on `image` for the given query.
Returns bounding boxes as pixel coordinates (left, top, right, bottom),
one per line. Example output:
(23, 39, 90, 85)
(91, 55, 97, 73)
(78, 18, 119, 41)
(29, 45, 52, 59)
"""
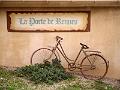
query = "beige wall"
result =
(1, 0, 120, 7)
(0, 7, 120, 79)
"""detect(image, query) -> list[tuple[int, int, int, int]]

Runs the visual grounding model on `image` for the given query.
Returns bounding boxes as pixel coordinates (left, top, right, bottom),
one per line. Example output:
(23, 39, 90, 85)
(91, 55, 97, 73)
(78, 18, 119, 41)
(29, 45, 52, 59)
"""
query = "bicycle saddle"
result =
(80, 43, 89, 49)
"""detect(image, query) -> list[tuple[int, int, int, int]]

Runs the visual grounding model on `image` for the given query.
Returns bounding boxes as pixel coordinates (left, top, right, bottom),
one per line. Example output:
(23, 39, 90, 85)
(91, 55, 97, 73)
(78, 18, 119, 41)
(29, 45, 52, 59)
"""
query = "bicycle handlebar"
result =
(55, 36, 88, 49)
(80, 43, 89, 49)
(56, 36, 63, 41)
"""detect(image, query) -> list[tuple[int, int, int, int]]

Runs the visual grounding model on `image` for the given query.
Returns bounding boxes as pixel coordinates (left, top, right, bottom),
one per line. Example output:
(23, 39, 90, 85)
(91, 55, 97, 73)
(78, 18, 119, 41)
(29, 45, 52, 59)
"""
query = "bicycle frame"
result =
(52, 40, 87, 65)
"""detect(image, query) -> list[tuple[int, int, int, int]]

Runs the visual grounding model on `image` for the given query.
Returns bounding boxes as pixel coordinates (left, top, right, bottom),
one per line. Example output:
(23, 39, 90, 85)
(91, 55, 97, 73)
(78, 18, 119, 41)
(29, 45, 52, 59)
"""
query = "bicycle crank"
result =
(68, 63, 76, 71)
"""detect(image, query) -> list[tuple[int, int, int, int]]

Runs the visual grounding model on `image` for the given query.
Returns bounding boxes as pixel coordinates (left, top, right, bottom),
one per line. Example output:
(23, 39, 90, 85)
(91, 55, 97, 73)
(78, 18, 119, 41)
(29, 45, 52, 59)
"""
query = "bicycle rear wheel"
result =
(31, 48, 58, 65)
(80, 54, 108, 80)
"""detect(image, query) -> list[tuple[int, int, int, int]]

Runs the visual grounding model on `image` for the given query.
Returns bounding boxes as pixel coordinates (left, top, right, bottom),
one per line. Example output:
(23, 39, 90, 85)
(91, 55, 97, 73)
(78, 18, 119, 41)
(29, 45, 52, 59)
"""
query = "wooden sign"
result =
(7, 11, 90, 32)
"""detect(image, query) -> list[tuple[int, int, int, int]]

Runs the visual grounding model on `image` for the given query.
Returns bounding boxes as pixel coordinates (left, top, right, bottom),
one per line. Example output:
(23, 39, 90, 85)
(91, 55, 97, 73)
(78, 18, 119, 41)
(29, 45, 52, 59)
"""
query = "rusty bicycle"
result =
(31, 36, 109, 80)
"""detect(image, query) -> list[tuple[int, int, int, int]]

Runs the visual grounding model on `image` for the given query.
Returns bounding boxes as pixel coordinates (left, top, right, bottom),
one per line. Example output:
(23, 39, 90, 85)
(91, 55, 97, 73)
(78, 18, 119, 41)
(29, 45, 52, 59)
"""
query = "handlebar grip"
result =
(56, 36, 63, 41)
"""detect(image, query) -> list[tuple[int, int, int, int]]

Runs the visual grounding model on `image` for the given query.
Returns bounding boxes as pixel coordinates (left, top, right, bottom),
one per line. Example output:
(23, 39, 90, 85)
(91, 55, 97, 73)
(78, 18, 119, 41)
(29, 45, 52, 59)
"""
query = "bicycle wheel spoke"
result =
(81, 65, 92, 71)
(31, 48, 57, 65)
(88, 55, 98, 65)
(80, 54, 108, 80)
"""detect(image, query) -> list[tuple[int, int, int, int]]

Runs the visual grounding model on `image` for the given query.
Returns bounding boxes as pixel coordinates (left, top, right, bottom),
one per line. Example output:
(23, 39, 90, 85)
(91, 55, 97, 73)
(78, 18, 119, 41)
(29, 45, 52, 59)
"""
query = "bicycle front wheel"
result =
(80, 54, 108, 80)
(30, 48, 58, 65)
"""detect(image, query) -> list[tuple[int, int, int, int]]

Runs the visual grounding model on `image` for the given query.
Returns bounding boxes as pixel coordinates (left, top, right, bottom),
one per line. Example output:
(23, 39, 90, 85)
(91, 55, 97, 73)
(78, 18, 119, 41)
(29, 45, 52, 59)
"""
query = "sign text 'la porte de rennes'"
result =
(7, 11, 90, 32)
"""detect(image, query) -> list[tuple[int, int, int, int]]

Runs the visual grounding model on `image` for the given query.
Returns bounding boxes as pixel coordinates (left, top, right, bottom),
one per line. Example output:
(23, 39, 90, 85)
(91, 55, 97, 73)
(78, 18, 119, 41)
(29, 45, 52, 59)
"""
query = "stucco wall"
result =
(0, 7, 120, 79)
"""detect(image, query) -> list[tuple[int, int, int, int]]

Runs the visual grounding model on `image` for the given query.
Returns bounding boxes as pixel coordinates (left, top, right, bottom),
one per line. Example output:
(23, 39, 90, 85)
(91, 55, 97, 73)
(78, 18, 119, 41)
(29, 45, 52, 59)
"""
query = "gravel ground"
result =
(102, 77, 120, 88)
(28, 75, 120, 90)
(68, 71, 120, 89)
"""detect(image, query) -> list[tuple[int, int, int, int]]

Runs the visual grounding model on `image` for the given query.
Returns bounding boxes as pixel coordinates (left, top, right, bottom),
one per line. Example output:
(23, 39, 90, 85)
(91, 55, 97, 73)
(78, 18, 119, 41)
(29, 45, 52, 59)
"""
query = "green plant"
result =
(0, 68, 31, 90)
(15, 58, 73, 85)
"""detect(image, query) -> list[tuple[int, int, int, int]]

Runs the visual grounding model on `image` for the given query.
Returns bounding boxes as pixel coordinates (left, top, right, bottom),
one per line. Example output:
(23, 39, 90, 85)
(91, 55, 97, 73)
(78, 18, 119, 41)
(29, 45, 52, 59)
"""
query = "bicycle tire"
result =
(80, 54, 108, 80)
(30, 48, 58, 65)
